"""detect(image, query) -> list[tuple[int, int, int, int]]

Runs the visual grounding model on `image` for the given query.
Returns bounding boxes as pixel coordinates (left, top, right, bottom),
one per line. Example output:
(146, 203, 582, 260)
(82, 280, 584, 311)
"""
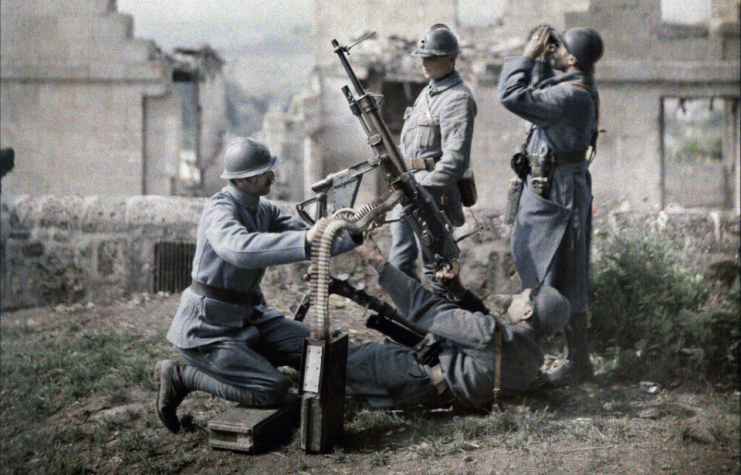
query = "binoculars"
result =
(542, 26, 560, 47)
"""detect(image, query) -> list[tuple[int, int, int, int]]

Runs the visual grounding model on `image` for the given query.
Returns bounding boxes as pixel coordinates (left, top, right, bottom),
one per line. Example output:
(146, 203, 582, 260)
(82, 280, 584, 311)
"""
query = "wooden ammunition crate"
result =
(208, 394, 300, 454)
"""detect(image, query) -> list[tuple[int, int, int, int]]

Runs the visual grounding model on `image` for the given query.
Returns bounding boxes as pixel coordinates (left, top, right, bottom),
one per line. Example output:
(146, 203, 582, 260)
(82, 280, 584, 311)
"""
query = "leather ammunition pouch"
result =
(458, 168, 477, 207)
(404, 157, 437, 171)
(427, 363, 455, 405)
(510, 151, 530, 180)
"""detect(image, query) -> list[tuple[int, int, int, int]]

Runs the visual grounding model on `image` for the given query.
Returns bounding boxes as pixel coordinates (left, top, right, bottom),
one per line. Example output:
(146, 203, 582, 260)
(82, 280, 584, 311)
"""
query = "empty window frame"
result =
(662, 97, 740, 210)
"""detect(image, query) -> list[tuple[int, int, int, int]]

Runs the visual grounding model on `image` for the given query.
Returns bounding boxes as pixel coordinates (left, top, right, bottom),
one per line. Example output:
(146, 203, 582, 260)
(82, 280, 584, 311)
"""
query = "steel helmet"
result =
(411, 24, 461, 57)
(532, 285, 571, 338)
(553, 27, 604, 71)
(220, 138, 279, 180)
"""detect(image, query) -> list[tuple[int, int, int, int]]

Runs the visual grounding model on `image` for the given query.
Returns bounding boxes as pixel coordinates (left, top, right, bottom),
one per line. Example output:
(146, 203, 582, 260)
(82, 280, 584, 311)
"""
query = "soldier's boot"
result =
(154, 360, 255, 434)
(546, 312, 594, 386)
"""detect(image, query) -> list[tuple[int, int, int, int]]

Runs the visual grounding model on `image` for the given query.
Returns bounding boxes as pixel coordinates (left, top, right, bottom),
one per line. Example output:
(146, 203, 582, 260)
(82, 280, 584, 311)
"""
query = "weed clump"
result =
(589, 232, 739, 386)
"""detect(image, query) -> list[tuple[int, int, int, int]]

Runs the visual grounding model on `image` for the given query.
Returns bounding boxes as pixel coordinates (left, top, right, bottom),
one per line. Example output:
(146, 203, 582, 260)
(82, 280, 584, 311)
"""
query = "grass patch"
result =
(345, 407, 566, 458)
(590, 232, 739, 385)
(0, 316, 175, 474)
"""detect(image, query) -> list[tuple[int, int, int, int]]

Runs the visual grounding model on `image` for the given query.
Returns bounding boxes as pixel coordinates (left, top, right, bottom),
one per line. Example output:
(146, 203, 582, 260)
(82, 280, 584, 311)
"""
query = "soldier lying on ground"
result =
(153, 138, 361, 434)
(346, 237, 571, 412)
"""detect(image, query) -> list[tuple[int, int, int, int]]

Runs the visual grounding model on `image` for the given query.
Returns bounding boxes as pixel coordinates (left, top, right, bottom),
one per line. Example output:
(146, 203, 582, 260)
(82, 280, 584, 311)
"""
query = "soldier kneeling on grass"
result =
(346, 237, 571, 412)
(153, 138, 361, 434)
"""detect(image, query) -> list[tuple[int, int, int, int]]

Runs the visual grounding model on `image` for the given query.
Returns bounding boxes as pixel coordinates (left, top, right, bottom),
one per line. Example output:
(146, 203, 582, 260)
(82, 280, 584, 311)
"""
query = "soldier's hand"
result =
(354, 234, 386, 273)
(435, 261, 467, 300)
(306, 217, 329, 246)
(524, 25, 551, 59)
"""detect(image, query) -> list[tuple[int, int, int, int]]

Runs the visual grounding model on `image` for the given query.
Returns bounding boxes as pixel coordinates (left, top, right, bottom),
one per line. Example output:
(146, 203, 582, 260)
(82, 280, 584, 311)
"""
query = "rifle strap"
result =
(493, 322, 502, 407)
(423, 90, 442, 141)
(565, 81, 601, 163)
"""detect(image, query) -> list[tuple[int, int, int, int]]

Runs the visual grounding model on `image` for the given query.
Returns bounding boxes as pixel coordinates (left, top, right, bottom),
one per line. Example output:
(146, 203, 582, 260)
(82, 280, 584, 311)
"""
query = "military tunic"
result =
(167, 183, 358, 406)
(346, 264, 544, 412)
(498, 57, 598, 313)
(389, 70, 477, 289)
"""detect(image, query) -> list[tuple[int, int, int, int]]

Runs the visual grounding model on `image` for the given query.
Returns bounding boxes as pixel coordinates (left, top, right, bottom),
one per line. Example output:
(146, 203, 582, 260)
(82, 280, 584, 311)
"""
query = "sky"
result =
(118, 0, 711, 54)
(117, 0, 313, 51)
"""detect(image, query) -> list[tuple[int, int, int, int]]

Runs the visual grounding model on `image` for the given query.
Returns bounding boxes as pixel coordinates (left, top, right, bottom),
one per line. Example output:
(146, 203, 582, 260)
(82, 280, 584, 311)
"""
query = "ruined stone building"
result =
(261, 0, 740, 213)
(0, 0, 228, 197)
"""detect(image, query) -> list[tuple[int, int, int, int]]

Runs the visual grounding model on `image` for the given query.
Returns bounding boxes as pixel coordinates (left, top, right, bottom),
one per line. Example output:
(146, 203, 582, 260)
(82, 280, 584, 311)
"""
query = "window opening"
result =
(662, 97, 738, 209)
(153, 242, 196, 293)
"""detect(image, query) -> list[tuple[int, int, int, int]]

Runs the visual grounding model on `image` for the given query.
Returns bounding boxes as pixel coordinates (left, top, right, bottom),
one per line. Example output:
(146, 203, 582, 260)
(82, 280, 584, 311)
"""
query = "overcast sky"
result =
(117, 0, 711, 52)
(117, 0, 313, 50)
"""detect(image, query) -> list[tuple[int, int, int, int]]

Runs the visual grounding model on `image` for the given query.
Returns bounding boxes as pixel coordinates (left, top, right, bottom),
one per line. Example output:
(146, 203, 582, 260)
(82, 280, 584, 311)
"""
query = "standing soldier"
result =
(498, 26, 604, 385)
(389, 24, 477, 295)
(153, 138, 360, 434)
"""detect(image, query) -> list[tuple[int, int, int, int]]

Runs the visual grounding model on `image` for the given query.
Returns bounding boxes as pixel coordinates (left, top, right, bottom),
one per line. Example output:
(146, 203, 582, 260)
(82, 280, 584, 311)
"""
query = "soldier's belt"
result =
(190, 281, 264, 307)
(554, 149, 588, 165)
(404, 157, 438, 171)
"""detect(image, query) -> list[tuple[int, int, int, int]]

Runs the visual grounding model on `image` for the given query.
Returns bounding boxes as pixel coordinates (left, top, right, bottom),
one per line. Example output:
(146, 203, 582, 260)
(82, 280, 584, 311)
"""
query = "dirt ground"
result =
(2, 284, 740, 475)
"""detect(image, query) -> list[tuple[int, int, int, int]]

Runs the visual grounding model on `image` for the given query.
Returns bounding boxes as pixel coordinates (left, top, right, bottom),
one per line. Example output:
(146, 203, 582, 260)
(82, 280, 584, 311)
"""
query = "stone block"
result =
(34, 0, 110, 16)
(97, 240, 122, 277)
(10, 195, 41, 229)
(52, 232, 70, 243)
(21, 242, 44, 257)
(124, 39, 157, 63)
(92, 13, 133, 42)
(126, 196, 204, 229)
(56, 16, 94, 44)
(80, 196, 129, 233)
(38, 196, 85, 229)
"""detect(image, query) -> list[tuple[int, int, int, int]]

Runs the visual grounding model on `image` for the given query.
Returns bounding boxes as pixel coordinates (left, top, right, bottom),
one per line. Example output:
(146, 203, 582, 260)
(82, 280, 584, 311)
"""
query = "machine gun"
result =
(293, 31, 465, 325)
(334, 34, 460, 271)
(296, 32, 460, 271)
(297, 33, 462, 454)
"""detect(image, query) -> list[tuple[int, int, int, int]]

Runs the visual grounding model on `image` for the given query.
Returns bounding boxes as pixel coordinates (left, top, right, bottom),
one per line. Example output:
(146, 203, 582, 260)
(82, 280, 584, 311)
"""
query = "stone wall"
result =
(1, 194, 738, 311)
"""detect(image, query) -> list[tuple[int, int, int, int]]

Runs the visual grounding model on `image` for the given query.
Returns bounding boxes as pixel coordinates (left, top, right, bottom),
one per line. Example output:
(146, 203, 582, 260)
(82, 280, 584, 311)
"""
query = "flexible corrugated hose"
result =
(310, 190, 402, 339)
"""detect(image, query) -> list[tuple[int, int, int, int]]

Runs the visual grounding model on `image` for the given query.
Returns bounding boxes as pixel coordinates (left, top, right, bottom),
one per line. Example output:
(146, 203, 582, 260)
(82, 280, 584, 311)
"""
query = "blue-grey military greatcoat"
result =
(346, 264, 544, 411)
(167, 183, 358, 406)
(390, 70, 477, 290)
(498, 57, 598, 314)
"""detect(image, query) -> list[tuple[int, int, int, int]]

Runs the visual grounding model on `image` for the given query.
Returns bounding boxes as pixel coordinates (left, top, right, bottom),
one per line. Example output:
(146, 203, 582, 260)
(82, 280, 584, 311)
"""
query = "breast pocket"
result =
(416, 121, 437, 151)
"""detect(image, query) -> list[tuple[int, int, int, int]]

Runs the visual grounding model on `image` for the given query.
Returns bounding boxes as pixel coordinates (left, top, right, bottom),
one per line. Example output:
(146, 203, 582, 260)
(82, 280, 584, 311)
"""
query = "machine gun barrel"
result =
(332, 39, 366, 97)
(332, 36, 460, 270)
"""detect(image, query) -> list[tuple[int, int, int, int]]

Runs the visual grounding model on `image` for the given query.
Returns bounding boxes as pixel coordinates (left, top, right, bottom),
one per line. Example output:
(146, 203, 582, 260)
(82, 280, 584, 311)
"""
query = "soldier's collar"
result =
(541, 70, 593, 88)
(428, 70, 463, 96)
(225, 182, 260, 212)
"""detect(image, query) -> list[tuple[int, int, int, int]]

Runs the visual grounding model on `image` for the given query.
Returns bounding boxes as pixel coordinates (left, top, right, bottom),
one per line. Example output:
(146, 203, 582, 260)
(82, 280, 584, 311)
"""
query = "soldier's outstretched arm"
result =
(355, 239, 497, 349)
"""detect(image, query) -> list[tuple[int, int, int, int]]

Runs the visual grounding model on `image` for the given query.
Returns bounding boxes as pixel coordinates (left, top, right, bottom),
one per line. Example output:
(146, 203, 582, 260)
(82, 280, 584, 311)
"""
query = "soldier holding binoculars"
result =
(498, 25, 604, 385)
